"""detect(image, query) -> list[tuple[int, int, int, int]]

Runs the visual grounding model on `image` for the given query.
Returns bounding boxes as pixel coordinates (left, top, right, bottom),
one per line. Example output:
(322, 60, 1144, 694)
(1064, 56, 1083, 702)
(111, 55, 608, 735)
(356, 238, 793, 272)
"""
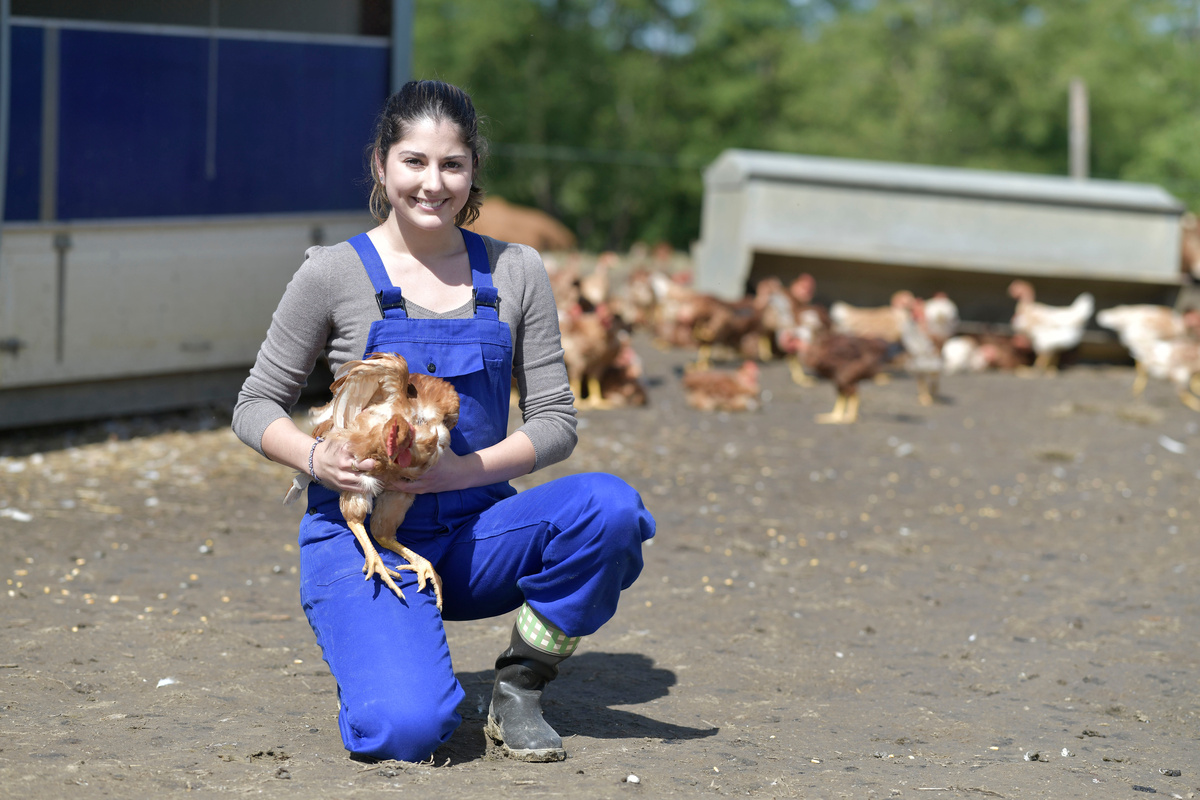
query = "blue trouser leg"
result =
(299, 518, 464, 762)
(439, 472, 656, 635)
(298, 472, 655, 762)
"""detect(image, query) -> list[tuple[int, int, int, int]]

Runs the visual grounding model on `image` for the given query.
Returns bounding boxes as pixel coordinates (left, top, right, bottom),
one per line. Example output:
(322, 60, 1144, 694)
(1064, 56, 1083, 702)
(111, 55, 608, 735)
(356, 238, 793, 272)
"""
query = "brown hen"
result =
(560, 303, 623, 409)
(284, 353, 459, 608)
(682, 361, 761, 412)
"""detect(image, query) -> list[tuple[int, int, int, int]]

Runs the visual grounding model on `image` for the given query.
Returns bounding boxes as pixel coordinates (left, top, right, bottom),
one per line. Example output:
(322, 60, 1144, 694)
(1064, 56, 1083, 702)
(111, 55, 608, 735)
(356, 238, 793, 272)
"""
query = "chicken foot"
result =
(1131, 362, 1149, 397)
(1177, 388, 1200, 413)
(1020, 351, 1060, 377)
(574, 375, 613, 410)
(916, 375, 939, 406)
(345, 517, 408, 601)
(816, 392, 860, 424)
(375, 537, 443, 611)
(787, 356, 814, 386)
(371, 491, 444, 610)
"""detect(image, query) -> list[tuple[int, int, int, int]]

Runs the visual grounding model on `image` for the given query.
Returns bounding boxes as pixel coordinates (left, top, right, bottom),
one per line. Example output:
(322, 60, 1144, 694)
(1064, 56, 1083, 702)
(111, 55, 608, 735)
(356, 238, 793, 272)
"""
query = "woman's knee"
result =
(342, 695, 460, 762)
(582, 472, 655, 543)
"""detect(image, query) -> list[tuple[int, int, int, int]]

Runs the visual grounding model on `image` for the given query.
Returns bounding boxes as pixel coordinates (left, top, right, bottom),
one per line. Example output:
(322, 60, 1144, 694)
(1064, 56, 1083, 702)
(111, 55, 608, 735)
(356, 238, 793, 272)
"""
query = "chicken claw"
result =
(349, 520, 408, 600)
(361, 550, 406, 600)
(385, 544, 444, 611)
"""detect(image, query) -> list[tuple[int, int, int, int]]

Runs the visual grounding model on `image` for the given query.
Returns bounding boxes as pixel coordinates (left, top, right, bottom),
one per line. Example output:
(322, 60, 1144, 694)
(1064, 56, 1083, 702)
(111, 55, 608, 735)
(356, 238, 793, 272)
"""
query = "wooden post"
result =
(1069, 77, 1089, 180)
(391, 0, 413, 94)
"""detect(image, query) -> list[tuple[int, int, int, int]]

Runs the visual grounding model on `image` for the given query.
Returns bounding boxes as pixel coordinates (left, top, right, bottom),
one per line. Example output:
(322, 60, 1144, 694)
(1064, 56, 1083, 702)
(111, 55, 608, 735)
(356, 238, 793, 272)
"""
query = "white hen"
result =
(1096, 305, 1189, 395)
(1008, 280, 1093, 373)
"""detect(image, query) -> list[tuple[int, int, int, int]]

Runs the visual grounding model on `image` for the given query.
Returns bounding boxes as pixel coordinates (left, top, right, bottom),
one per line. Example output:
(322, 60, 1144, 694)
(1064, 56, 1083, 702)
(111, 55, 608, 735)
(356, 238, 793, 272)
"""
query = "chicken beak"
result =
(385, 419, 415, 467)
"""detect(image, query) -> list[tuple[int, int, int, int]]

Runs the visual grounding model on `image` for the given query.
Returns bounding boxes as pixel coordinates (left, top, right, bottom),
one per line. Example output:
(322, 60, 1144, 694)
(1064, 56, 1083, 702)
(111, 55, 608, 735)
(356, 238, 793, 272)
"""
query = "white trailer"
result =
(0, 213, 369, 428)
(0, 4, 412, 430)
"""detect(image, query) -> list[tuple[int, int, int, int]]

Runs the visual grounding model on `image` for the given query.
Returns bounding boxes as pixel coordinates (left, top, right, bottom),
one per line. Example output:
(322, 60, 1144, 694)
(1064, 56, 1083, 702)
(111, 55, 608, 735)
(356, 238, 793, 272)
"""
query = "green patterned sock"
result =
(516, 603, 581, 657)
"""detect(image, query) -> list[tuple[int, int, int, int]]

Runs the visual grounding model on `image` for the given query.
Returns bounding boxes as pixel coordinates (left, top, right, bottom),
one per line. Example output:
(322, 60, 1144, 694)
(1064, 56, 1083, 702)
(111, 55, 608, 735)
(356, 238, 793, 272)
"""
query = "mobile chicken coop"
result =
(0, 1, 411, 430)
(692, 149, 1189, 331)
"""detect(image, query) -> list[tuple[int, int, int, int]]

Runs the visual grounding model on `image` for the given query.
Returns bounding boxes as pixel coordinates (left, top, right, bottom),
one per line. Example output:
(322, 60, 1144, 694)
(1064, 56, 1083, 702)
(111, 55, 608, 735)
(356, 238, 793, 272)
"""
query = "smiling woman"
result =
(231, 79, 655, 766)
(366, 80, 485, 231)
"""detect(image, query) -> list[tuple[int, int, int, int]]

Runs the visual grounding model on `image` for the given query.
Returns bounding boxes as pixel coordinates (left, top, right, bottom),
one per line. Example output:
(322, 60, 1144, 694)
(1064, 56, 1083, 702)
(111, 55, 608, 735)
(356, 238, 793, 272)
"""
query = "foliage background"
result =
(413, 0, 1200, 251)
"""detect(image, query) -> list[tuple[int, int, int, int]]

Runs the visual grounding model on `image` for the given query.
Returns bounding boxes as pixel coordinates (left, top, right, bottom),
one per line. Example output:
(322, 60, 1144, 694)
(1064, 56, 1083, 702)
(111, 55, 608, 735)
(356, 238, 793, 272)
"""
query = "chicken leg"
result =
(573, 375, 614, 410)
(916, 375, 938, 406)
(372, 491, 444, 610)
(1177, 388, 1200, 413)
(787, 356, 814, 386)
(1131, 362, 1149, 397)
(817, 392, 860, 424)
(691, 343, 715, 372)
(345, 517, 408, 600)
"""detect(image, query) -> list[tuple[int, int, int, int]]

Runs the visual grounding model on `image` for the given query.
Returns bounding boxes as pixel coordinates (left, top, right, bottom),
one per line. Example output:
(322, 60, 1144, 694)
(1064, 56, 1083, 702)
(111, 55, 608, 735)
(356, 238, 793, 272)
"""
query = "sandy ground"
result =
(2, 334, 1198, 799)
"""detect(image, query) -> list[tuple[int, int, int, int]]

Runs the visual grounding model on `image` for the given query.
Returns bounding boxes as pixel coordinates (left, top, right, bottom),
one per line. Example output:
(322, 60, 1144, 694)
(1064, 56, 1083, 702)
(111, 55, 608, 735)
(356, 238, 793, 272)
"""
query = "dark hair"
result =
(367, 80, 487, 227)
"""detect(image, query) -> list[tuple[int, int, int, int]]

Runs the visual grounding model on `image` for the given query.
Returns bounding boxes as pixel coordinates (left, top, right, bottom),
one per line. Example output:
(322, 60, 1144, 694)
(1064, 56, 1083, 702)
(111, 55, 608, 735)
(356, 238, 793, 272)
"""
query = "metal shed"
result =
(692, 149, 1189, 325)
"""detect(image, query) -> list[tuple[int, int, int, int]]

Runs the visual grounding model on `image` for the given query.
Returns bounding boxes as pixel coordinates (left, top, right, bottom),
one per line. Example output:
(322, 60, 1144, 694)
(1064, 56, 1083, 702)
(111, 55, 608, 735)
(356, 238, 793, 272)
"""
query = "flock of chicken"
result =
(547, 249, 1200, 423)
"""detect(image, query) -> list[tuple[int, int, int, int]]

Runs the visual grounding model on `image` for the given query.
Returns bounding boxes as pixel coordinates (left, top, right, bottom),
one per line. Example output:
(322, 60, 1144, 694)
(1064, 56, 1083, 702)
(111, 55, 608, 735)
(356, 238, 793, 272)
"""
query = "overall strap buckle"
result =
(376, 288, 407, 317)
(473, 286, 500, 314)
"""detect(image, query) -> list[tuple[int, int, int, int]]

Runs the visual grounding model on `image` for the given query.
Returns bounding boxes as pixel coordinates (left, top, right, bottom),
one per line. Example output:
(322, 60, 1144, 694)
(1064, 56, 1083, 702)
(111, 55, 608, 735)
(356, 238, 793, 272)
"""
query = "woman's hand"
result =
(311, 438, 370, 493)
(384, 449, 480, 494)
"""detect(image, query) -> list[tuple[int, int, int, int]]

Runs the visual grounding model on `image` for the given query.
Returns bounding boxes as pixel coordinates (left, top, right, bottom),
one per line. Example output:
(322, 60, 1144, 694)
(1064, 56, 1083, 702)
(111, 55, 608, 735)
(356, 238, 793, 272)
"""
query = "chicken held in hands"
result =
(284, 353, 459, 609)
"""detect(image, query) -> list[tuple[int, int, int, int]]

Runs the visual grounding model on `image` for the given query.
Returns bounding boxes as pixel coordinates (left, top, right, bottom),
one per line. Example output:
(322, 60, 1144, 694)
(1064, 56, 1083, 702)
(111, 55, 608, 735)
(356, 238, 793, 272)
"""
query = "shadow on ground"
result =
(439, 652, 719, 762)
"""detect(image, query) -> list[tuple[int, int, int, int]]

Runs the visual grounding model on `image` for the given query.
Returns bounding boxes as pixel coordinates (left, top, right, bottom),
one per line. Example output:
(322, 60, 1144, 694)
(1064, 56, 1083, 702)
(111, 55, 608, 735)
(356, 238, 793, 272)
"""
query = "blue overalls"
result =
(297, 229, 656, 762)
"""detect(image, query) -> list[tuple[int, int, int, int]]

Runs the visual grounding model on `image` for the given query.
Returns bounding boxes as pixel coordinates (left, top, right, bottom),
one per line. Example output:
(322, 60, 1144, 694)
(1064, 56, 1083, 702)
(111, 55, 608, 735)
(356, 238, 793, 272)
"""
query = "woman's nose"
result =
(423, 167, 445, 192)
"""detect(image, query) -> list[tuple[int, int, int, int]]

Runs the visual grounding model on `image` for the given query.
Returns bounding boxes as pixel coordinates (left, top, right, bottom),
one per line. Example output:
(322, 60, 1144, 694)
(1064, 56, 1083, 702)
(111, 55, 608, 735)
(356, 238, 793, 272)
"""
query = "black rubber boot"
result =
(484, 626, 569, 762)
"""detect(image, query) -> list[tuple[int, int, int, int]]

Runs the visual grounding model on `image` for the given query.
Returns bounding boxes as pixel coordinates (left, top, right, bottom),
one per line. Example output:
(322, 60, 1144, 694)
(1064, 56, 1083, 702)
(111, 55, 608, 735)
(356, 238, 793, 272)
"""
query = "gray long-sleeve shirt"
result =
(232, 234, 577, 471)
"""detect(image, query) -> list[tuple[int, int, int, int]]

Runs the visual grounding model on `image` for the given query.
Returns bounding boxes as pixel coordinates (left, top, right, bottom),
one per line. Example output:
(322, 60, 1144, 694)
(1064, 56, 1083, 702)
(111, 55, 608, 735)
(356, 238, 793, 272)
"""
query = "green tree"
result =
(413, 0, 1200, 251)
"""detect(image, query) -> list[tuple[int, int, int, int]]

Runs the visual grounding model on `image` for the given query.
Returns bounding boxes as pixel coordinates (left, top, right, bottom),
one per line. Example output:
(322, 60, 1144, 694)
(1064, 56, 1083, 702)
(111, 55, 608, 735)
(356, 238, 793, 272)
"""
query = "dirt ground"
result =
(2, 334, 1198, 799)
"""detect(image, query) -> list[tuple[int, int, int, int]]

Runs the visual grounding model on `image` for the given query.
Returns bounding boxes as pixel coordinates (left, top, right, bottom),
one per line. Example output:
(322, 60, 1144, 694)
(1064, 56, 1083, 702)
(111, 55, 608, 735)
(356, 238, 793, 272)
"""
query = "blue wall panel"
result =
(3, 25, 44, 221)
(42, 25, 386, 220)
(212, 39, 386, 214)
(57, 30, 210, 219)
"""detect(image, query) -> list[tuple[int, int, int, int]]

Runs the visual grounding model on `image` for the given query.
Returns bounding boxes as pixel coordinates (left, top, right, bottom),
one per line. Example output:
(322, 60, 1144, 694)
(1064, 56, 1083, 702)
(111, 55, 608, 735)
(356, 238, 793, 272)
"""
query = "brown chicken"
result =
(597, 331, 649, 407)
(284, 353, 459, 608)
(758, 275, 832, 386)
(682, 361, 762, 412)
(688, 293, 770, 369)
(560, 303, 624, 409)
(649, 271, 707, 349)
(779, 326, 895, 423)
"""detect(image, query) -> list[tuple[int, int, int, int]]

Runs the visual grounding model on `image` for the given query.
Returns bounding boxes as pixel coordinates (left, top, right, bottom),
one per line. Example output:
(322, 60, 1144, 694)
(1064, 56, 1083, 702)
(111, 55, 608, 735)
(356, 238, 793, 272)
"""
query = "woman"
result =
(233, 80, 655, 763)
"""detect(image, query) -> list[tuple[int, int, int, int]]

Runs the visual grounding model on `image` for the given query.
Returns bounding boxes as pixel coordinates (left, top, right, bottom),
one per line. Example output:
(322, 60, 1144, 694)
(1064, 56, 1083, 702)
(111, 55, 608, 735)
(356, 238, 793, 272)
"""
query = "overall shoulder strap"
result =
(461, 229, 499, 320)
(348, 232, 406, 319)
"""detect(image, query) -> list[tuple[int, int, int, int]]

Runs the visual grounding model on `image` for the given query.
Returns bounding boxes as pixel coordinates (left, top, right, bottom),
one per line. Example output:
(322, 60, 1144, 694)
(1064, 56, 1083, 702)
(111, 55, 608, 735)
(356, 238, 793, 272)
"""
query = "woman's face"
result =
(378, 117, 473, 234)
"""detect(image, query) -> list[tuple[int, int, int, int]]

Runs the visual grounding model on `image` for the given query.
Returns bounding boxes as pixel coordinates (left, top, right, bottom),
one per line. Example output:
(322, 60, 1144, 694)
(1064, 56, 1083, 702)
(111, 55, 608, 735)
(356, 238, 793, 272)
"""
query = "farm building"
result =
(0, 0, 408, 429)
(692, 149, 1191, 329)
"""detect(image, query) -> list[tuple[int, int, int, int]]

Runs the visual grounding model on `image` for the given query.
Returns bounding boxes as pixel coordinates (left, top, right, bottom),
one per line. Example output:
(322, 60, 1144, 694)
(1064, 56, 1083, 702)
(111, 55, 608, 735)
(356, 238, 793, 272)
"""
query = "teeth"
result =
(416, 198, 446, 209)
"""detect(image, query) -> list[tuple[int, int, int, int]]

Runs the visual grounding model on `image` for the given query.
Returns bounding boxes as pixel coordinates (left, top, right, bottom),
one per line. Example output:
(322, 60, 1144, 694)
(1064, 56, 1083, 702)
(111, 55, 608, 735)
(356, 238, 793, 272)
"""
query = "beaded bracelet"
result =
(308, 437, 323, 484)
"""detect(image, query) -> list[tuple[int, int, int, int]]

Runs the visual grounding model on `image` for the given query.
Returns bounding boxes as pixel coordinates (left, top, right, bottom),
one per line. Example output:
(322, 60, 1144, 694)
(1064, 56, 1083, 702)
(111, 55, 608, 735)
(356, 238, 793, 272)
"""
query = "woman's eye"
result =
(443, 160, 462, 170)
